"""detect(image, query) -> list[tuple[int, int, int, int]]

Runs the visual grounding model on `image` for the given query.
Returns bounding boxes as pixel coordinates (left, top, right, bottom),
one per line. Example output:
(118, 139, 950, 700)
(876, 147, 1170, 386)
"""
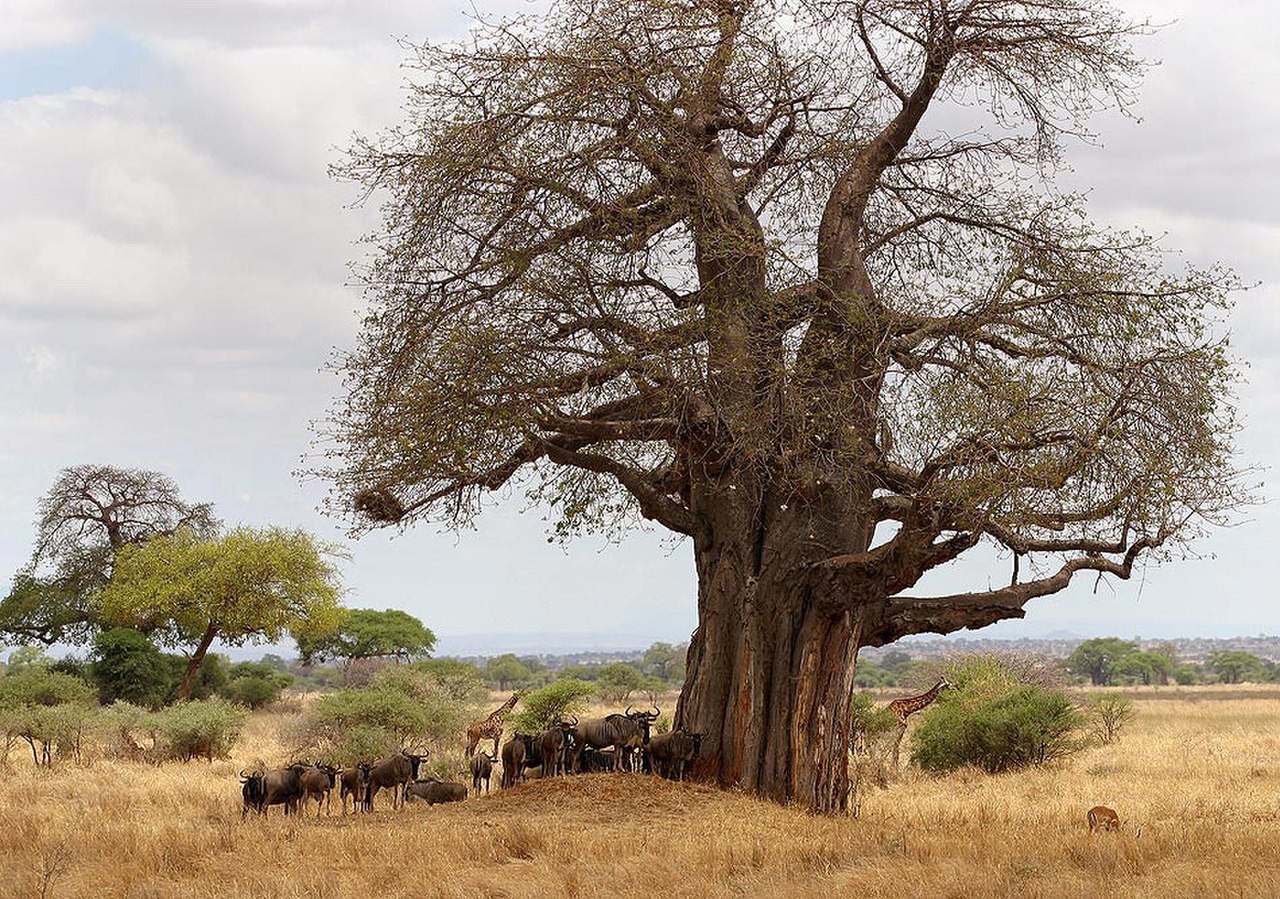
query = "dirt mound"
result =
(437, 774, 725, 824)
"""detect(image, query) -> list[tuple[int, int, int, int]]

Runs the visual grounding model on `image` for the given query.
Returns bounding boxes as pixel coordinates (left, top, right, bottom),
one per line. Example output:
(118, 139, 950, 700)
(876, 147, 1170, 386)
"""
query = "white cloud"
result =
(0, 216, 187, 317)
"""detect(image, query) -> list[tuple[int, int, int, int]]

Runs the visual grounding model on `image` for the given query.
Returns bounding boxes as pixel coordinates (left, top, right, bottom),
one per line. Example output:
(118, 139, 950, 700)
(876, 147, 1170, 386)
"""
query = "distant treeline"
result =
(855, 638, 1280, 689)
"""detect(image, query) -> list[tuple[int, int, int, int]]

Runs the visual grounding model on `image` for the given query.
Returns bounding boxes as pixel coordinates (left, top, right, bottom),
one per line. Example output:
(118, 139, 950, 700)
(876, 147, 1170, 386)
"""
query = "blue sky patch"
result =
(0, 28, 150, 102)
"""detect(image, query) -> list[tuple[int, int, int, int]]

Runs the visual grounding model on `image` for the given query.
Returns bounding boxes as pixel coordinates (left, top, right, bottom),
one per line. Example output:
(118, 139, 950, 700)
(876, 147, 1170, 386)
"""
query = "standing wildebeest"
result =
(405, 778, 467, 805)
(648, 730, 704, 780)
(470, 752, 496, 796)
(298, 762, 340, 816)
(500, 734, 527, 788)
(240, 769, 265, 817)
(366, 750, 428, 810)
(260, 764, 309, 816)
(538, 718, 580, 778)
(340, 762, 373, 814)
(576, 706, 660, 772)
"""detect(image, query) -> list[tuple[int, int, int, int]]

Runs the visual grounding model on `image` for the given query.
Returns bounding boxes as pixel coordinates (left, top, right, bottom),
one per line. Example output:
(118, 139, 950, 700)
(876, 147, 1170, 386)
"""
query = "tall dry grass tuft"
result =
(0, 687, 1277, 898)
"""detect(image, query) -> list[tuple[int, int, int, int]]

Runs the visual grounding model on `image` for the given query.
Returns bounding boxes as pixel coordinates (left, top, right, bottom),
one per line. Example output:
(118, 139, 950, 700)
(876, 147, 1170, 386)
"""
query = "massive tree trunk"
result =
(675, 485, 875, 814)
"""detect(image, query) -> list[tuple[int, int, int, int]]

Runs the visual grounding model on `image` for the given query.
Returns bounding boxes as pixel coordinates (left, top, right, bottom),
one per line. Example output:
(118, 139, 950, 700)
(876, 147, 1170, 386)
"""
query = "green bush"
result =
(411, 658, 489, 703)
(218, 661, 292, 709)
(292, 666, 473, 762)
(511, 679, 595, 733)
(155, 698, 247, 762)
(913, 685, 1086, 774)
(100, 700, 159, 759)
(850, 690, 901, 753)
(594, 663, 645, 703)
(0, 666, 98, 766)
(90, 628, 171, 708)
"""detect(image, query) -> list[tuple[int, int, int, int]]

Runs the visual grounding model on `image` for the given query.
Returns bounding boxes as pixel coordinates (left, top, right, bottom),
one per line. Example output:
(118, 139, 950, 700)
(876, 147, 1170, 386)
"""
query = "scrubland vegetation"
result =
(0, 685, 1277, 898)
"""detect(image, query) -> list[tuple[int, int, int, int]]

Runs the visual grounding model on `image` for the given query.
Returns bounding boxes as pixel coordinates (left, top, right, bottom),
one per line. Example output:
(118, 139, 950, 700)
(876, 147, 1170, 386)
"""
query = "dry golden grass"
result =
(2, 686, 1278, 899)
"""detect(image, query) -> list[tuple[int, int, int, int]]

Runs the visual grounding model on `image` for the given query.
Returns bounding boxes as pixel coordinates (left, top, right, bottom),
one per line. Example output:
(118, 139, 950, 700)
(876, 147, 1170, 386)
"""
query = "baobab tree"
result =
(320, 0, 1246, 812)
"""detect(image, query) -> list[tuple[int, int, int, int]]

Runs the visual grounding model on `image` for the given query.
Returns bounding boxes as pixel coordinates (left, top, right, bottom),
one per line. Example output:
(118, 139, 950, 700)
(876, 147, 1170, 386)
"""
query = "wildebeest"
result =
(239, 769, 265, 817)
(405, 778, 467, 805)
(366, 750, 428, 810)
(500, 734, 527, 788)
(577, 746, 615, 773)
(260, 763, 309, 816)
(470, 752, 496, 796)
(538, 726, 568, 777)
(298, 762, 340, 816)
(648, 730, 704, 780)
(339, 762, 372, 814)
(576, 706, 660, 771)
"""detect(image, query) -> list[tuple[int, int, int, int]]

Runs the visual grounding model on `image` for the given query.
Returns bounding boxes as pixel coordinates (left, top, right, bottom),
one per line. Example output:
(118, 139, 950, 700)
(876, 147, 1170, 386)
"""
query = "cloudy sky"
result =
(2, 0, 1277, 655)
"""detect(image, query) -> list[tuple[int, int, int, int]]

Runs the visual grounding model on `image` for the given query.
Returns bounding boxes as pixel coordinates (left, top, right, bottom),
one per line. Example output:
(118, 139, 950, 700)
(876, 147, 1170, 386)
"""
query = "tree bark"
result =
(178, 623, 219, 701)
(675, 488, 873, 814)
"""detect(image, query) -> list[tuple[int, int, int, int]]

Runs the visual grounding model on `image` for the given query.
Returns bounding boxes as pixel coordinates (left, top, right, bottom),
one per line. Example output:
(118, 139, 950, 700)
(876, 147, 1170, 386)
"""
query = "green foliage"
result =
(1086, 694, 1136, 745)
(1066, 638, 1140, 686)
(1112, 650, 1173, 686)
(511, 679, 594, 733)
(640, 642, 687, 683)
(218, 661, 292, 709)
(0, 573, 99, 647)
(100, 700, 158, 758)
(853, 661, 898, 688)
(49, 655, 89, 681)
(98, 525, 345, 699)
(484, 654, 534, 690)
(0, 666, 98, 766)
(293, 666, 471, 762)
(557, 664, 598, 682)
(594, 662, 645, 702)
(155, 698, 247, 762)
(411, 658, 489, 703)
(296, 608, 436, 664)
(89, 628, 171, 708)
(850, 691, 901, 746)
(913, 686, 1086, 774)
(1173, 663, 1203, 685)
(165, 652, 229, 702)
(1206, 651, 1267, 684)
(909, 653, 1085, 774)
(5, 645, 53, 671)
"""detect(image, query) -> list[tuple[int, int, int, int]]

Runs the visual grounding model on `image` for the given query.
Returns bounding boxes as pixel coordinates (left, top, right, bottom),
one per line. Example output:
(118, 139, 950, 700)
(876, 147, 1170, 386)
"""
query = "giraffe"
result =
(887, 675, 951, 766)
(466, 693, 520, 758)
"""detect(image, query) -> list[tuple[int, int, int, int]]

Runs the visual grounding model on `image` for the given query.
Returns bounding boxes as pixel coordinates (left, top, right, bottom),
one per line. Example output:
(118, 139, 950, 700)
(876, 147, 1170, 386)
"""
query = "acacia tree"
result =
(296, 608, 437, 665)
(98, 527, 345, 700)
(321, 0, 1245, 812)
(1, 465, 219, 644)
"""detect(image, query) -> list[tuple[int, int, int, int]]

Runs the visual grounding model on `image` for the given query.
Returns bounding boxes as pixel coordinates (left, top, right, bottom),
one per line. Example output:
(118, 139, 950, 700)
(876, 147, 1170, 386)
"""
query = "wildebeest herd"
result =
(238, 704, 705, 818)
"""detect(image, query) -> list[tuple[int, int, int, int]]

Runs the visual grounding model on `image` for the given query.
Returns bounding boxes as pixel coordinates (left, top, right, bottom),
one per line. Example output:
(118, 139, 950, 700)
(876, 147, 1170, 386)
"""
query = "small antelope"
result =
(1087, 805, 1121, 833)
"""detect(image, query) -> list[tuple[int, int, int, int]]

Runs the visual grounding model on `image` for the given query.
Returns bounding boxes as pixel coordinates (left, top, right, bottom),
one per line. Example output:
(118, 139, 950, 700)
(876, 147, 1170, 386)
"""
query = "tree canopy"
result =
(1066, 637, 1140, 686)
(97, 526, 344, 699)
(1, 465, 218, 645)
(297, 607, 436, 664)
(317, 0, 1248, 813)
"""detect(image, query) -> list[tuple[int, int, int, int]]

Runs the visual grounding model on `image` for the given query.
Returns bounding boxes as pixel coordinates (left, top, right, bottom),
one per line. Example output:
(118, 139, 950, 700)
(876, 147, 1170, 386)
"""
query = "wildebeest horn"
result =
(625, 705, 636, 716)
(239, 769, 249, 779)
(650, 705, 661, 718)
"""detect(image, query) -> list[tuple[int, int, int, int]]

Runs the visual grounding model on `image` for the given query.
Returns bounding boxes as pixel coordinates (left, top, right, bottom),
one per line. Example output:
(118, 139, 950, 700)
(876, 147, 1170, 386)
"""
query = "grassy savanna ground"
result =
(2, 687, 1278, 899)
